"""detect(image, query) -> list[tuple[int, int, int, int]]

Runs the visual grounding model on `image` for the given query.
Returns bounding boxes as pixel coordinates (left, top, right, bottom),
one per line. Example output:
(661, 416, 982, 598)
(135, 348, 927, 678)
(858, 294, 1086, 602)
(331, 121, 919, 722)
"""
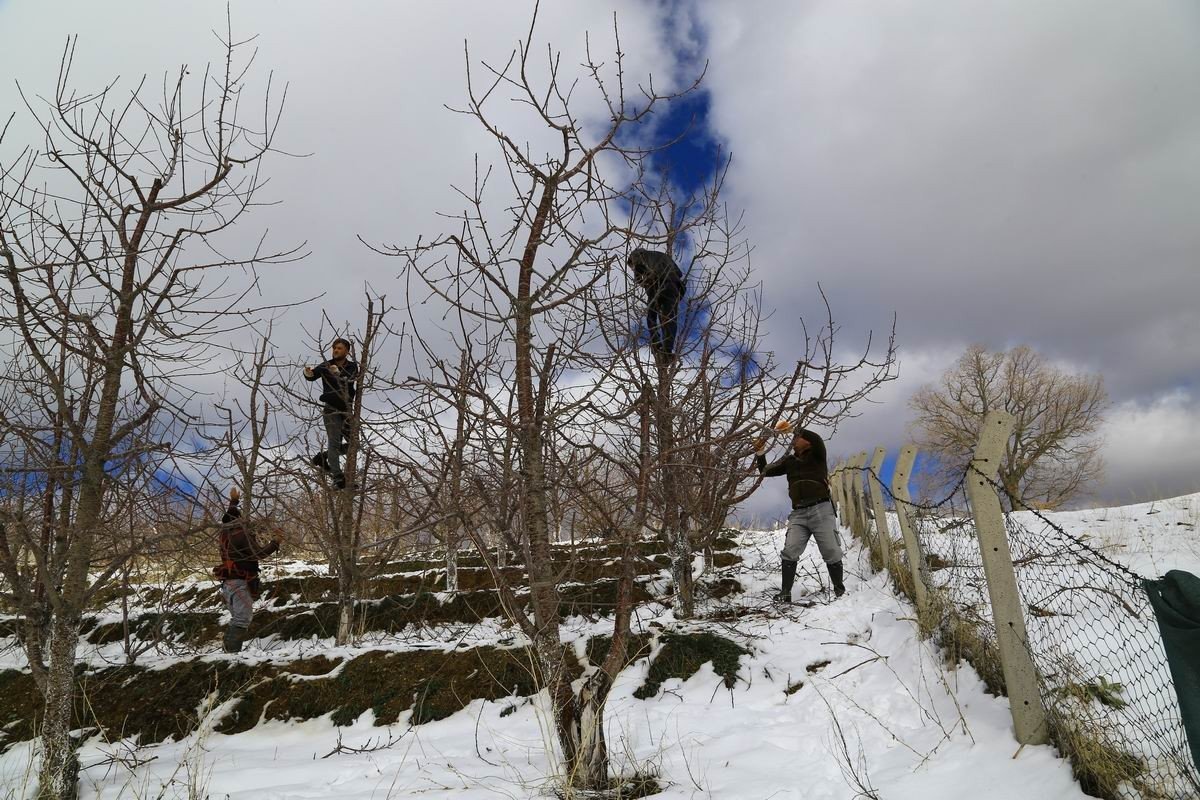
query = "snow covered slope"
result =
(5, 494, 1198, 799)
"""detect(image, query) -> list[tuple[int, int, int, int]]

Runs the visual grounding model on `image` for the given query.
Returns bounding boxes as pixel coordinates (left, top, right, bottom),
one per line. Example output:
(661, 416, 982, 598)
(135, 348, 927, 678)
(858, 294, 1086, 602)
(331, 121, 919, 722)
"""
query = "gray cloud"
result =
(0, 0, 680, 357)
(3, 1, 1196, 506)
(1095, 389, 1200, 503)
(695, 0, 1200, 503)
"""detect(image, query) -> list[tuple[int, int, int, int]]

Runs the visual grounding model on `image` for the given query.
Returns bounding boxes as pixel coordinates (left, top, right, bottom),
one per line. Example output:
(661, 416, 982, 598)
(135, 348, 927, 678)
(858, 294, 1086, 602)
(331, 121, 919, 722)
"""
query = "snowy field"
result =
(2, 495, 1197, 799)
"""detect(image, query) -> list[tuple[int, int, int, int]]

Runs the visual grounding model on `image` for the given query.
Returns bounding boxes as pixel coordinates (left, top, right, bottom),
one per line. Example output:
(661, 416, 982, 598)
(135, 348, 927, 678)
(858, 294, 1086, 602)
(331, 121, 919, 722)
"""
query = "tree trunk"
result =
(335, 554, 356, 646)
(510, 177, 612, 788)
(20, 607, 51, 693)
(536, 637, 611, 791)
(336, 597, 354, 645)
(37, 614, 81, 800)
(654, 362, 692, 618)
(445, 535, 459, 593)
(121, 563, 135, 666)
(669, 531, 695, 620)
(562, 669, 611, 790)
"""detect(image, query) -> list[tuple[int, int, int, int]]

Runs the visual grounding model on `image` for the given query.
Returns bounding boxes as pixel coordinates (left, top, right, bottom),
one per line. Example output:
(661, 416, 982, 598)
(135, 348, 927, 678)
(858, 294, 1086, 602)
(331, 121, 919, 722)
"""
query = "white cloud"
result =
(1094, 389, 1200, 504)
(0, 1, 682, 356)
(694, 0, 1200, 401)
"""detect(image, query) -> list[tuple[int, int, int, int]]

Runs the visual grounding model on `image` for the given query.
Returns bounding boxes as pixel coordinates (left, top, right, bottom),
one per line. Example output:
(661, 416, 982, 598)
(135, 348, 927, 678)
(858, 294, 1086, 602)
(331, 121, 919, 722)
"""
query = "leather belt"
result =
(792, 497, 830, 511)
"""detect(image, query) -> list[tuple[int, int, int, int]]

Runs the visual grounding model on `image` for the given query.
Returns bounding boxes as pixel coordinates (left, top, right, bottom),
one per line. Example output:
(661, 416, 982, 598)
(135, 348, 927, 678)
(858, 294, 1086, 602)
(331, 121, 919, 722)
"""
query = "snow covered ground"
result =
(3, 495, 1198, 799)
(1025, 493, 1200, 577)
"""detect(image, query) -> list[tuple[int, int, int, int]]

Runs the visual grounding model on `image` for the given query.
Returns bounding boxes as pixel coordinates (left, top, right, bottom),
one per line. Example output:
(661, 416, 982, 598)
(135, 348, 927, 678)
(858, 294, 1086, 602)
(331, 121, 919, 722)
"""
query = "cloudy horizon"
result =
(2, 0, 1196, 522)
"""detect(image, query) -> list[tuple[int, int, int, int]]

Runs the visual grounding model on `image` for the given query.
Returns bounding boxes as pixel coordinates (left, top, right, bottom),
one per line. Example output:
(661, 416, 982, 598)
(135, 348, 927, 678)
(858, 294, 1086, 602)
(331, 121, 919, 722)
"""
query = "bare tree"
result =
(270, 294, 440, 644)
(370, 7, 901, 784)
(612, 198, 897, 617)
(367, 10, 721, 789)
(909, 344, 1108, 509)
(0, 31, 294, 797)
(394, 349, 478, 593)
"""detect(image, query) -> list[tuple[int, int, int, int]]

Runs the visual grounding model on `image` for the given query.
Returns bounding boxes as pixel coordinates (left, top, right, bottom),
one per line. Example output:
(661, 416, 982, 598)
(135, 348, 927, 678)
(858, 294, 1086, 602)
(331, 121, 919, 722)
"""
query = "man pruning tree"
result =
(304, 337, 359, 490)
(214, 488, 281, 653)
(627, 248, 686, 358)
(753, 425, 846, 602)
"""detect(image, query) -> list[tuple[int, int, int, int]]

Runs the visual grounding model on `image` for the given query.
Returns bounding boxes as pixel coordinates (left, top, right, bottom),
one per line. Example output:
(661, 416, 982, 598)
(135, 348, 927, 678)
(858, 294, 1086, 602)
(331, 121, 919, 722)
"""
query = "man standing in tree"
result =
(214, 488, 281, 652)
(304, 337, 359, 489)
(627, 248, 686, 357)
(753, 427, 846, 602)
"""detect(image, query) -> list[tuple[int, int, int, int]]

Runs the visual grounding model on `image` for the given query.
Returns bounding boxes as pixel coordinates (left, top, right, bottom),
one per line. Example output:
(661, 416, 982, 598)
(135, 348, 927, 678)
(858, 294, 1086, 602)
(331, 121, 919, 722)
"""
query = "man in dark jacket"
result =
(627, 248, 686, 357)
(214, 488, 280, 652)
(753, 427, 846, 602)
(304, 337, 359, 489)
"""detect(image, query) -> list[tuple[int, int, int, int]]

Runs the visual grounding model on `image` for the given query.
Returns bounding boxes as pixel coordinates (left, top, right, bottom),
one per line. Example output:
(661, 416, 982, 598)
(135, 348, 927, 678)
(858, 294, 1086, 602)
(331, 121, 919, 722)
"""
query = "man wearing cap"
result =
(753, 427, 846, 602)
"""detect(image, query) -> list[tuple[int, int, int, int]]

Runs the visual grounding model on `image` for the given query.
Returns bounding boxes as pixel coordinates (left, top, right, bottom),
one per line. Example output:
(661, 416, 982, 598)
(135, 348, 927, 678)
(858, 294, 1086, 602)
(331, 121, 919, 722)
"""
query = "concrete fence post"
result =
(835, 460, 850, 528)
(831, 461, 846, 522)
(835, 462, 850, 528)
(891, 444, 929, 614)
(966, 410, 1049, 745)
(868, 447, 894, 575)
(847, 452, 868, 542)
(829, 461, 839, 512)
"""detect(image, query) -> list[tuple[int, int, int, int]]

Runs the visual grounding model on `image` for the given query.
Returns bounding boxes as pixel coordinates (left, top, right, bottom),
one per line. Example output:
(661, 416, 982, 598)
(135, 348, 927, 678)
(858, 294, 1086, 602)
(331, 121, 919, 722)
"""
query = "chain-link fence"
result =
(837, 458, 1199, 800)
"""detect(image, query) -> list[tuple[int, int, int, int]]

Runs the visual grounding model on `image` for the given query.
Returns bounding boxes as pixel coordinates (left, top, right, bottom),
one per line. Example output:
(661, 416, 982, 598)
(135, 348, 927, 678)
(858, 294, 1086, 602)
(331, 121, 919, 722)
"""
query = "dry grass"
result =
(1046, 714, 1152, 800)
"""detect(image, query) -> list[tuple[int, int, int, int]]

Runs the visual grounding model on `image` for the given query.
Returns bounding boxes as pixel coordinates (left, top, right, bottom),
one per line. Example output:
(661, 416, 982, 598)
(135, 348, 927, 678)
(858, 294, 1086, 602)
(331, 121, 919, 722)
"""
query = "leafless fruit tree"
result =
(365, 11, 715, 788)
(0, 32, 295, 798)
(371, 9, 900, 789)
(607, 187, 898, 618)
(257, 295, 441, 644)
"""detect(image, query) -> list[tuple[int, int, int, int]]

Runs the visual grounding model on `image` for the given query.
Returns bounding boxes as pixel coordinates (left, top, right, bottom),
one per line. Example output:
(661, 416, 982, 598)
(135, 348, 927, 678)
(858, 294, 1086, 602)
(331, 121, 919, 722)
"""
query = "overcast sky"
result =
(2, 1, 1197, 519)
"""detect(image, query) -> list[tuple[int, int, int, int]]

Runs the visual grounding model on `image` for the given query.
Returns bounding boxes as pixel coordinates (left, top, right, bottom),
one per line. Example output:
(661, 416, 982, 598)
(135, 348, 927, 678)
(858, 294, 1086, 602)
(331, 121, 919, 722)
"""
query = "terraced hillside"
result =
(0, 536, 746, 755)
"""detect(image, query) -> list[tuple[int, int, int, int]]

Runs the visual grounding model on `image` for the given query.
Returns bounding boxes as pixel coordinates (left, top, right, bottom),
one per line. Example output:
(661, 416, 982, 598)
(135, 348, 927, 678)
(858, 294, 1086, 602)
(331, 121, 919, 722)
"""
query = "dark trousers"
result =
(647, 289, 682, 355)
(323, 410, 349, 479)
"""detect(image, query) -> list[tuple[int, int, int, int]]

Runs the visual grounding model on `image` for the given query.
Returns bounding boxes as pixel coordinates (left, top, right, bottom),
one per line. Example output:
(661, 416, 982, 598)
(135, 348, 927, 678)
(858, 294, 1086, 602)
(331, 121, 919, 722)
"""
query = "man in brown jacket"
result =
(753, 428, 846, 602)
(214, 488, 280, 652)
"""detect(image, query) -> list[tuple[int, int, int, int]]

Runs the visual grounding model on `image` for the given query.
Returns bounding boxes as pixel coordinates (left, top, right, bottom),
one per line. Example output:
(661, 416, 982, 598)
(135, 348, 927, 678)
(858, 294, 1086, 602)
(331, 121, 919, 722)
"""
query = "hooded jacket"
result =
(628, 248, 684, 303)
(754, 428, 831, 507)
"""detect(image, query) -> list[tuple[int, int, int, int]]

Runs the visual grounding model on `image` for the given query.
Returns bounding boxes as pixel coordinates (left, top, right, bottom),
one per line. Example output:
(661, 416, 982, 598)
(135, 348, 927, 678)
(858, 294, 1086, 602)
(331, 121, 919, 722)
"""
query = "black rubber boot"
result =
(828, 561, 846, 598)
(223, 625, 248, 653)
(774, 559, 798, 603)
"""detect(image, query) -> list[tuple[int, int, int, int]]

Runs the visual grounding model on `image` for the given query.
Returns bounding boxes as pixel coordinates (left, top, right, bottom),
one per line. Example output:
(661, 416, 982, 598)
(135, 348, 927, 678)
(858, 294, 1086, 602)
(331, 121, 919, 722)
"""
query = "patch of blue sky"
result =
(644, 90, 723, 199)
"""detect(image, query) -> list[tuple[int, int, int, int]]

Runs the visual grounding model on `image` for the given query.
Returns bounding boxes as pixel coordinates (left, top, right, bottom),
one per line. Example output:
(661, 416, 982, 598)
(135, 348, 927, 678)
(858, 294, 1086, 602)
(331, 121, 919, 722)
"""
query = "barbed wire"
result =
(965, 463, 1154, 588)
(851, 464, 968, 514)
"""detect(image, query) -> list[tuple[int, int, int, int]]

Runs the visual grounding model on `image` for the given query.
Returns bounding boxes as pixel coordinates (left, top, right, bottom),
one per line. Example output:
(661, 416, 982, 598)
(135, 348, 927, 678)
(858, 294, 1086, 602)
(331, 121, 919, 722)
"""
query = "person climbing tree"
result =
(752, 427, 846, 602)
(214, 487, 281, 652)
(627, 248, 686, 357)
(304, 337, 359, 489)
